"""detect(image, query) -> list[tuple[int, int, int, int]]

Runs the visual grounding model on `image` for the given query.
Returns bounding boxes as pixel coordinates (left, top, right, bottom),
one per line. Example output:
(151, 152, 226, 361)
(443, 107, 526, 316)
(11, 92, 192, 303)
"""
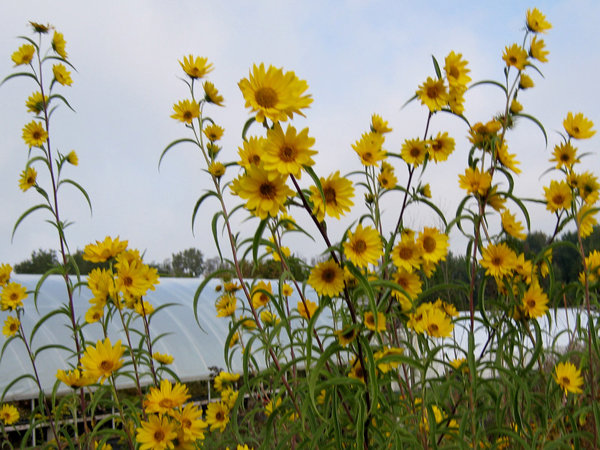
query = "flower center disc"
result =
(423, 237, 436, 253)
(259, 182, 276, 199)
(255, 87, 278, 109)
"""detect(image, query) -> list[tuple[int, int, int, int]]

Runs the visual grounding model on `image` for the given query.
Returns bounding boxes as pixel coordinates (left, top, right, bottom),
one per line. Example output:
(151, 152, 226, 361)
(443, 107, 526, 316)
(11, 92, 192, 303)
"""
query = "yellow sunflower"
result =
(371, 114, 392, 134)
(526, 8, 552, 34)
(509, 99, 523, 114)
(428, 132, 455, 163)
(238, 63, 312, 123)
(237, 136, 264, 169)
(297, 299, 318, 320)
(25, 91, 48, 114)
(203, 124, 224, 142)
(2, 316, 20, 337)
(0, 282, 28, 311)
(11, 44, 35, 66)
(83, 236, 128, 263)
(347, 357, 366, 383)
(577, 171, 600, 205)
(308, 259, 345, 297)
(335, 326, 357, 347)
(85, 306, 104, 324)
(377, 169, 397, 189)
(251, 280, 272, 309)
(448, 86, 466, 115)
(549, 142, 579, 169)
(205, 402, 230, 432)
(80, 338, 125, 384)
(22, 121, 48, 148)
(480, 242, 517, 279)
(208, 162, 225, 179)
(417, 227, 449, 264)
(497, 143, 522, 174)
(171, 99, 200, 124)
(502, 44, 528, 71)
(215, 294, 237, 318)
(343, 224, 383, 268)
(416, 77, 449, 112)
(501, 210, 526, 240)
(391, 268, 423, 310)
(179, 55, 213, 79)
(529, 36, 548, 63)
(231, 166, 294, 220)
(401, 138, 428, 166)
(221, 387, 239, 410)
(173, 403, 207, 442)
(213, 372, 240, 392)
(203, 81, 224, 106)
(52, 63, 73, 86)
(521, 283, 548, 319)
(260, 310, 280, 327)
(422, 308, 454, 338)
(309, 171, 355, 222)
(519, 73, 535, 89)
(67, 150, 78, 165)
(352, 132, 386, 167)
(364, 311, 386, 333)
(0, 404, 19, 426)
(0, 264, 12, 287)
(577, 204, 598, 238)
(52, 31, 68, 59)
(444, 51, 471, 89)
(282, 283, 293, 297)
(145, 379, 190, 415)
(56, 369, 95, 389)
(391, 236, 423, 272)
(563, 112, 596, 140)
(262, 122, 317, 178)
(18, 167, 37, 192)
(136, 414, 177, 450)
(543, 180, 572, 213)
(553, 362, 583, 395)
(458, 167, 492, 196)
(153, 352, 174, 365)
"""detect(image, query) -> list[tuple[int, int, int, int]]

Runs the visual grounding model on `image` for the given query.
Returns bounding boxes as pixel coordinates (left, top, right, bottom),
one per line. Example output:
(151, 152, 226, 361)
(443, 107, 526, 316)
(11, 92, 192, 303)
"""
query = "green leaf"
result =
(242, 117, 256, 141)
(33, 266, 65, 310)
(432, 55, 442, 79)
(48, 93, 76, 112)
(158, 138, 199, 170)
(191, 191, 218, 235)
(12, 204, 53, 242)
(514, 112, 548, 147)
(193, 268, 233, 327)
(0, 71, 38, 87)
(252, 218, 268, 264)
(58, 179, 93, 215)
(469, 80, 508, 95)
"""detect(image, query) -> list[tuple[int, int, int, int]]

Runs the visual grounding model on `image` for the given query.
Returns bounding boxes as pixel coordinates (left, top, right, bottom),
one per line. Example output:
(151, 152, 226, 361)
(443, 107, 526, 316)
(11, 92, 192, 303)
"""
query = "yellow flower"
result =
(0, 404, 19, 426)
(509, 99, 523, 114)
(421, 183, 432, 198)
(377, 170, 397, 189)
(502, 44, 528, 71)
(282, 283, 293, 297)
(448, 86, 466, 115)
(203, 124, 224, 142)
(428, 132, 455, 163)
(67, 150, 79, 166)
(308, 259, 345, 298)
(400, 138, 428, 166)
(526, 8, 552, 34)
(205, 402, 230, 432)
(134, 300, 154, 317)
(171, 99, 200, 124)
(208, 162, 225, 178)
(115, 258, 159, 299)
(391, 236, 423, 272)
(316, 389, 326, 405)
(85, 306, 104, 324)
(262, 122, 317, 178)
(577, 172, 600, 205)
(172, 403, 207, 442)
(83, 236, 128, 263)
(2, 316, 20, 337)
(203, 81, 224, 106)
(18, 167, 38, 192)
(53, 64, 73, 86)
(237, 136, 264, 169)
(417, 77, 449, 112)
(407, 303, 433, 334)
(179, 55, 213, 79)
(251, 281, 272, 309)
(553, 362, 583, 395)
(221, 387, 239, 410)
(521, 283, 548, 319)
(529, 36, 548, 63)
(335, 326, 357, 347)
(391, 268, 423, 309)
(444, 51, 471, 88)
(297, 299, 318, 319)
(371, 114, 392, 134)
(458, 167, 492, 196)
(0, 264, 12, 287)
(422, 308, 454, 338)
(230, 165, 294, 220)
(515, 253, 534, 284)
(265, 397, 282, 417)
(260, 310, 280, 327)
(577, 204, 598, 238)
(213, 372, 240, 392)
(543, 180, 572, 213)
(434, 298, 459, 317)
(343, 224, 383, 268)
(352, 132, 386, 167)
(29, 22, 52, 33)
(0, 282, 28, 311)
(56, 369, 95, 388)
(519, 73, 534, 89)
(563, 112, 596, 140)
(450, 358, 468, 373)
(364, 311, 386, 333)
(144, 379, 190, 415)
(52, 31, 68, 59)
(266, 234, 290, 261)
(136, 414, 177, 450)
(549, 142, 579, 169)
(153, 352, 174, 365)
(501, 210, 526, 240)
(238, 63, 312, 123)
(80, 338, 125, 384)
(374, 346, 404, 373)
(309, 171, 355, 222)
(22, 121, 48, 147)
(417, 227, 448, 265)
(348, 358, 366, 383)
(480, 242, 517, 279)
(496, 144, 521, 174)
(11, 44, 35, 66)
(25, 91, 48, 114)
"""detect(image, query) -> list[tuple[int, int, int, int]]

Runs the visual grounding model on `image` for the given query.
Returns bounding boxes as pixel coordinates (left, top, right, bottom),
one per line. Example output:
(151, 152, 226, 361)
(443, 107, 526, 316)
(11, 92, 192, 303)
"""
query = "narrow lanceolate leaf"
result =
(468, 80, 508, 95)
(158, 138, 199, 170)
(513, 112, 548, 147)
(432, 55, 442, 79)
(242, 116, 256, 141)
(58, 179, 93, 215)
(48, 93, 76, 112)
(0, 71, 38, 87)
(12, 204, 53, 241)
(191, 191, 218, 234)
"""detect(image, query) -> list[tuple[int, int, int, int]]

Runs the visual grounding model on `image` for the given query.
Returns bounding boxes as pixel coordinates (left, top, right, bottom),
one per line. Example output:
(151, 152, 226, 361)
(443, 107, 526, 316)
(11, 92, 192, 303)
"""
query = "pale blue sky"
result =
(1, 1, 599, 267)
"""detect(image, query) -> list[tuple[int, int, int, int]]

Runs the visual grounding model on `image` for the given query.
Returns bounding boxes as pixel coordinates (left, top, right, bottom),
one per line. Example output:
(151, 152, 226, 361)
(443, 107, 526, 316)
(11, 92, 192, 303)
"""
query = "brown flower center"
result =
(159, 399, 175, 409)
(399, 247, 413, 260)
(324, 187, 337, 205)
(509, 56, 517, 64)
(259, 182, 276, 199)
(352, 240, 367, 254)
(492, 256, 502, 266)
(422, 236, 437, 253)
(552, 194, 564, 205)
(427, 86, 439, 99)
(99, 360, 114, 372)
(321, 268, 336, 283)
(449, 66, 460, 79)
(527, 299, 536, 309)
(279, 145, 297, 162)
(410, 147, 421, 158)
(154, 430, 165, 441)
(251, 155, 261, 165)
(255, 87, 278, 109)
(123, 276, 133, 287)
(216, 411, 224, 421)
(561, 377, 570, 386)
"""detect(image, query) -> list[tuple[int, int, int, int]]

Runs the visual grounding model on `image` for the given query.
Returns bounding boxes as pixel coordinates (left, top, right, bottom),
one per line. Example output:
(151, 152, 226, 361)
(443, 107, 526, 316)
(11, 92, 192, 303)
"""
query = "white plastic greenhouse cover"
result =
(0, 274, 327, 402)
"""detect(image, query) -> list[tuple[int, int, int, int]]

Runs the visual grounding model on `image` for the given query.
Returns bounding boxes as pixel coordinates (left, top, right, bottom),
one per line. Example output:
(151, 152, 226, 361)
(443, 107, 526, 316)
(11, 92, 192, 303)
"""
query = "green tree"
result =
(14, 249, 59, 274)
(171, 248, 204, 277)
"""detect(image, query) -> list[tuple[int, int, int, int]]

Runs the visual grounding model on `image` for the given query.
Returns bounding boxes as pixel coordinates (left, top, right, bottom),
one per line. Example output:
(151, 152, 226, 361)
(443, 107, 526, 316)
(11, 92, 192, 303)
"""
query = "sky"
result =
(1, 0, 599, 269)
